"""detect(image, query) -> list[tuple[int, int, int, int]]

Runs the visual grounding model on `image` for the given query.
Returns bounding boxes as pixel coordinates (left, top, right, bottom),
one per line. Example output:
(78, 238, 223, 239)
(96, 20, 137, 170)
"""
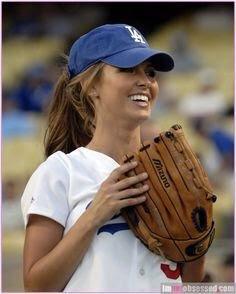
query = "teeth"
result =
(129, 95, 148, 102)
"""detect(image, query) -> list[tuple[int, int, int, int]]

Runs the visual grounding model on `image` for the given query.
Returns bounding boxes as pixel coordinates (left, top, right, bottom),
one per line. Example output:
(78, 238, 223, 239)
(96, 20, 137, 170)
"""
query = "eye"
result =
(146, 68, 157, 78)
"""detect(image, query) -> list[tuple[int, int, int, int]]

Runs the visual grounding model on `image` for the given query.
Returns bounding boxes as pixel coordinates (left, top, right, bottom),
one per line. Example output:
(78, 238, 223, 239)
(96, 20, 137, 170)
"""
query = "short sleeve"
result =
(21, 152, 70, 228)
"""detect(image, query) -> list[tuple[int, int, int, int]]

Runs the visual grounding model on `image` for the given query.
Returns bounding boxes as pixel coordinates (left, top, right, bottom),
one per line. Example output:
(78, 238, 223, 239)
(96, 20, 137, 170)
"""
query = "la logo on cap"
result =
(125, 25, 146, 44)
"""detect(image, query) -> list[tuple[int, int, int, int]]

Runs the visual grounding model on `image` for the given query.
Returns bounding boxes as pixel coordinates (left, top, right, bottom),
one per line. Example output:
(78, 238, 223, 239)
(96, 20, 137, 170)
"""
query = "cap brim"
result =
(102, 47, 174, 72)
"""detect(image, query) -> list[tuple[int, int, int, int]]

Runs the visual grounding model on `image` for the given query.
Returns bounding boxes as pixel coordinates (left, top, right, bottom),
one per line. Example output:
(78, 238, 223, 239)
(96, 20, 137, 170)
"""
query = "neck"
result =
(86, 124, 141, 164)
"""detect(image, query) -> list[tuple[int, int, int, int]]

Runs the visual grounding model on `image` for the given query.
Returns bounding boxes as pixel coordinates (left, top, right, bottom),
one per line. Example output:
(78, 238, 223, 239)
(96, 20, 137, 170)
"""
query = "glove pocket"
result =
(174, 221, 215, 262)
(147, 221, 215, 263)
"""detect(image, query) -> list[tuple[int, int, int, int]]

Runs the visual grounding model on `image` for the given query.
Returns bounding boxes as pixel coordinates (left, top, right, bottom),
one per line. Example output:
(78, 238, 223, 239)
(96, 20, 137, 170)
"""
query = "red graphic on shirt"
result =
(161, 263, 181, 279)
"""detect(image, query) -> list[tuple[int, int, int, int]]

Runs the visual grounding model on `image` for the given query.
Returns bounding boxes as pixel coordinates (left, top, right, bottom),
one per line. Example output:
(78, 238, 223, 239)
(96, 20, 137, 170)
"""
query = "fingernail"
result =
(143, 184, 149, 189)
(142, 172, 148, 177)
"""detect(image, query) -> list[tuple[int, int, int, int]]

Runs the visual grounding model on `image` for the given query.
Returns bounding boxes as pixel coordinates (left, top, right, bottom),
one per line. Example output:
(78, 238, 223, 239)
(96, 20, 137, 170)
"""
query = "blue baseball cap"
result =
(68, 24, 174, 78)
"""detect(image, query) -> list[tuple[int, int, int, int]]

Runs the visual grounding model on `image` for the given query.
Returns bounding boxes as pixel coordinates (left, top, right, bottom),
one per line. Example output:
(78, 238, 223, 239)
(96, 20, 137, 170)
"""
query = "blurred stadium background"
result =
(2, 2, 234, 291)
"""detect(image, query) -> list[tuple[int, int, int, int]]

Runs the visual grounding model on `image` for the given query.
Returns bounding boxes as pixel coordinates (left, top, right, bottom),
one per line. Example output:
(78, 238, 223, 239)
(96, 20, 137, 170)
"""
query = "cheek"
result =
(95, 85, 121, 114)
(98, 77, 129, 104)
(152, 82, 159, 101)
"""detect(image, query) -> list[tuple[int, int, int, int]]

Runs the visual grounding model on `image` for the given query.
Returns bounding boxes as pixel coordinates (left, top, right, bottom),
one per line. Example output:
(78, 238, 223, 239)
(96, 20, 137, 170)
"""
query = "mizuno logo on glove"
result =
(153, 159, 170, 188)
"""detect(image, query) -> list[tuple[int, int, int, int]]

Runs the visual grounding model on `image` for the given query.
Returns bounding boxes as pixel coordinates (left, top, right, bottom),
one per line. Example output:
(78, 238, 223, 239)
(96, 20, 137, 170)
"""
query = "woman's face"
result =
(92, 61, 159, 126)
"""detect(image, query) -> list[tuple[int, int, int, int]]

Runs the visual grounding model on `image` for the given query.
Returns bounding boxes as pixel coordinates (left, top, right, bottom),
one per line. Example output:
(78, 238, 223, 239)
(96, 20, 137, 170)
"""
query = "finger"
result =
(108, 161, 138, 183)
(113, 184, 149, 200)
(118, 195, 146, 209)
(114, 172, 148, 191)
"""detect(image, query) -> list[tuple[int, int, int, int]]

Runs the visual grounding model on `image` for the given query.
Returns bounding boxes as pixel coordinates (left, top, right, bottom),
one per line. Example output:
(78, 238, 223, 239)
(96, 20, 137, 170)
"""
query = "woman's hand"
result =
(88, 161, 149, 228)
(180, 255, 206, 282)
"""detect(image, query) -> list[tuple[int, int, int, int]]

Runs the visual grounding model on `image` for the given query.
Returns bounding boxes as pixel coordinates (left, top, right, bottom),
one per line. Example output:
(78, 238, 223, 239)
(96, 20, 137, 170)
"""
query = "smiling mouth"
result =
(129, 94, 149, 102)
(128, 94, 149, 107)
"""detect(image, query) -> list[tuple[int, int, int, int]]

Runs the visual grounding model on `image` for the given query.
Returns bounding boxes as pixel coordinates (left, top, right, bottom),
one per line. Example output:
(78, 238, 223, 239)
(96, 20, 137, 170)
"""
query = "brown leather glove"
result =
(121, 124, 216, 263)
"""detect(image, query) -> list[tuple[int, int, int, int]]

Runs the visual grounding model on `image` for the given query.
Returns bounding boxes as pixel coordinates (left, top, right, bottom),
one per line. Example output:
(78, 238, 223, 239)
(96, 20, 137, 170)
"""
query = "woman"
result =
(21, 24, 205, 292)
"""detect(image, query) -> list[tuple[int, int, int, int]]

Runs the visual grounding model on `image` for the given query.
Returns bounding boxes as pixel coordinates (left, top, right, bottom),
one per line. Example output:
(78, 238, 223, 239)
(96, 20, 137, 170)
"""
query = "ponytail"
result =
(44, 59, 104, 157)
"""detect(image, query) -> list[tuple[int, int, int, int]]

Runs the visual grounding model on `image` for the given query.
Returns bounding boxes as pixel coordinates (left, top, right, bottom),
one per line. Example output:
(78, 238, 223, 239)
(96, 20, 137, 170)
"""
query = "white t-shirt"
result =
(21, 147, 182, 291)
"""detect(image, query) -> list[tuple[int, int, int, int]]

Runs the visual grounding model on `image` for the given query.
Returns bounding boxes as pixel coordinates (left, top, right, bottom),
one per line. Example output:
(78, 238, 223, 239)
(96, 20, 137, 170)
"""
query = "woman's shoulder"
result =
(46, 150, 70, 167)
(31, 150, 73, 180)
(34, 147, 107, 179)
(36, 151, 68, 173)
(21, 151, 72, 228)
(35, 148, 85, 175)
(44, 147, 84, 165)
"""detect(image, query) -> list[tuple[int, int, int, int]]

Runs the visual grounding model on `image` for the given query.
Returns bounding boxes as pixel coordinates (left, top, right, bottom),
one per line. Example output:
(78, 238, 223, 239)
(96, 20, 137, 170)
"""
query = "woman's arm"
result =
(23, 161, 149, 292)
(180, 256, 205, 282)
(23, 211, 98, 292)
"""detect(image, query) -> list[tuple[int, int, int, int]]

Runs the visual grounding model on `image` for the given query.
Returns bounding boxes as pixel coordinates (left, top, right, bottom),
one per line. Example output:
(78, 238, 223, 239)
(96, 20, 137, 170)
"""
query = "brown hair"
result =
(44, 58, 104, 157)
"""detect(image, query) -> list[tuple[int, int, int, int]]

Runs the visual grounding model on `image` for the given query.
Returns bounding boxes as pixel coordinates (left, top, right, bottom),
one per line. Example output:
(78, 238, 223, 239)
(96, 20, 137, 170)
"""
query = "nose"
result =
(136, 70, 151, 88)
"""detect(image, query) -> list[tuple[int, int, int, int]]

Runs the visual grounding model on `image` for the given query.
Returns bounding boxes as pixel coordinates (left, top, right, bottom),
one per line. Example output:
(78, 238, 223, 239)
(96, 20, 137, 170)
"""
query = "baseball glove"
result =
(121, 124, 216, 263)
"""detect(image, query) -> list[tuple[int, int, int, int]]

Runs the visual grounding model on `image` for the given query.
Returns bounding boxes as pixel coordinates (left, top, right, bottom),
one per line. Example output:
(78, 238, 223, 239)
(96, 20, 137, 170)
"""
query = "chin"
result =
(132, 111, 151, 124)
(138, 107, 151, 117)
(122, 107, 151, 126)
